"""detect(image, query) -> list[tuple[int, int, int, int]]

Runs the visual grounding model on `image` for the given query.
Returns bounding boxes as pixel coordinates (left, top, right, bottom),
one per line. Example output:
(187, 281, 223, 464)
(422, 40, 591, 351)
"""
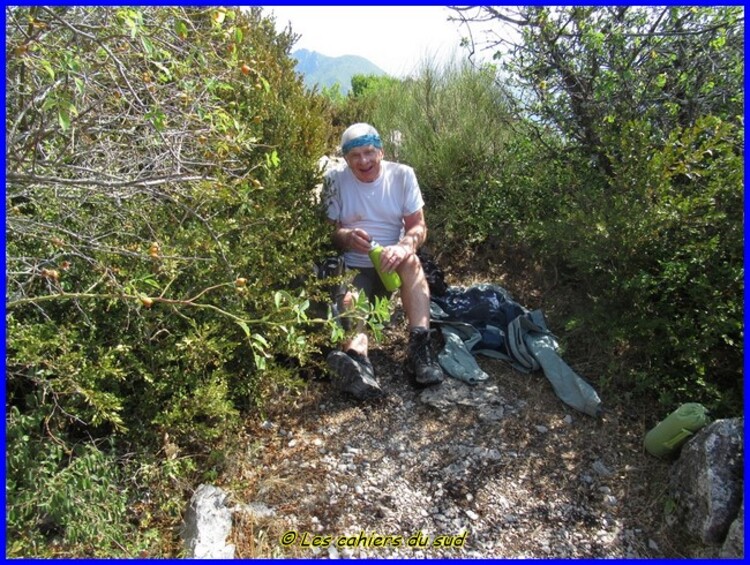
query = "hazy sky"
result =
(262, 5, 473, 77)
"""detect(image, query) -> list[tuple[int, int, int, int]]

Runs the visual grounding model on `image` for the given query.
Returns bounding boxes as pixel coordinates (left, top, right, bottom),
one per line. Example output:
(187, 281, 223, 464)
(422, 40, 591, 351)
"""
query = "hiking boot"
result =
(405, 327, 444, 386)
(326, 349, 383, 400)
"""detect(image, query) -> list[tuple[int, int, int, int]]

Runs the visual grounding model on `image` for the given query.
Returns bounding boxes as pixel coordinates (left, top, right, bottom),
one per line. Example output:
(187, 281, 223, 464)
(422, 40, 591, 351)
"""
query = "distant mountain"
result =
(291, 48, 387, 95)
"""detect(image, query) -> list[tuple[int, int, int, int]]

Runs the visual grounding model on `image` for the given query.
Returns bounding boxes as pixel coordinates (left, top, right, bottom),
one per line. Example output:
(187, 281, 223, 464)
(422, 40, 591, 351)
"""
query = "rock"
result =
(720, 497, 744, 558)
(419, 378, 469, 409)
(667, 418, 743, 545)
(478, 405, 505, 422)
(239, 501, 276, 519)
(592, 459, 613, 477)
(182, 484, 235, 558)
(419, 378, 506, 417)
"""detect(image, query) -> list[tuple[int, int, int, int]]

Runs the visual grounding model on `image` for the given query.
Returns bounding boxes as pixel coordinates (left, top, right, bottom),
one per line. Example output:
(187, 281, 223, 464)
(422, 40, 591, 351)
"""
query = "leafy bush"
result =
(485, 6, 744, 176)
(599, 117, 743, 412)
(5, 6, 336, 555)
(508, 117, 743, 414)
(6, 406, 145, 556)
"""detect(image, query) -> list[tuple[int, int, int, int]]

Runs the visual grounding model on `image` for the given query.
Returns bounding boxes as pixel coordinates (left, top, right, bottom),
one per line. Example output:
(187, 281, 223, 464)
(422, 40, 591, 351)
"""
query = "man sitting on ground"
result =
(323, 122, 444, 399)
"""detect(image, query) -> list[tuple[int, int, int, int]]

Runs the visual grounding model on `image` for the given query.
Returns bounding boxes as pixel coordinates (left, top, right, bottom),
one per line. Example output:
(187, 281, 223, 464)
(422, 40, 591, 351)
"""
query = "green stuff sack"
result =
(644, 403, 710, 458)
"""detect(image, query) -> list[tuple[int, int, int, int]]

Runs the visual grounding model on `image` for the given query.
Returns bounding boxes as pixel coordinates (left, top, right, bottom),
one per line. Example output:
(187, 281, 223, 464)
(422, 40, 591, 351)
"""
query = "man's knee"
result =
(399, 253, 425, 280)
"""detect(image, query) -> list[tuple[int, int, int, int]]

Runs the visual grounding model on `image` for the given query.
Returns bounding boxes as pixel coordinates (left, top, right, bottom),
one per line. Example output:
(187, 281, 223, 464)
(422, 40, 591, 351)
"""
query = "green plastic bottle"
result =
(368, 241, 402, 291)
(644, 402, 710, 458)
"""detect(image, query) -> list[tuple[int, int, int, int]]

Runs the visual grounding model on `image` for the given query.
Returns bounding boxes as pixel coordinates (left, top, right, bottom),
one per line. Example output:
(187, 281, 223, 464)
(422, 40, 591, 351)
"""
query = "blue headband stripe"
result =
(342, 133, 382, 154)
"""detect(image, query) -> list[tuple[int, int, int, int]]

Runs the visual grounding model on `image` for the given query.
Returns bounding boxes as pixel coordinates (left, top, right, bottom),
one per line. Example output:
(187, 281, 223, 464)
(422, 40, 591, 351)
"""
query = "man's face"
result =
(345, 145, 383, 183)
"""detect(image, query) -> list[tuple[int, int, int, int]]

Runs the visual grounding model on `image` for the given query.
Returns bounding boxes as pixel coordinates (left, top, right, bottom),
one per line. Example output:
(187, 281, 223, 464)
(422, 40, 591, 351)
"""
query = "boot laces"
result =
(412, 331, 435, 366)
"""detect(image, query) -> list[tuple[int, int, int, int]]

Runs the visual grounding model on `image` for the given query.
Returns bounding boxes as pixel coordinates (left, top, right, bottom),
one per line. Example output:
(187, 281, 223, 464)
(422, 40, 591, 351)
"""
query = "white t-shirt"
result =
(325, 160, 425, 268)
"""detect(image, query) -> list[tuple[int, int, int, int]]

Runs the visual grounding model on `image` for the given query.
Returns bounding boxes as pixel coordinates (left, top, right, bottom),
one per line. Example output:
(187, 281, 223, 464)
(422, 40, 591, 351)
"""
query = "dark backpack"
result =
(417, 248, 448, 297)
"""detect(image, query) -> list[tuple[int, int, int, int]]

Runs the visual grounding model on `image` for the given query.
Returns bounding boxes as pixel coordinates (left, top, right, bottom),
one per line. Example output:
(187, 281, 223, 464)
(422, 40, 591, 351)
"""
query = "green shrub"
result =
(517, 116, 743, 415)
(603, 117, 743, 412)
(6, 406, 149, 556)
(5, 6, 336, 555)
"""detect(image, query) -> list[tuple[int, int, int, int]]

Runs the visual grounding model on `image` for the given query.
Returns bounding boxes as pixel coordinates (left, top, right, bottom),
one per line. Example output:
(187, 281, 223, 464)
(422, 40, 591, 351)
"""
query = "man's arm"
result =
(398, 209, 427, 256)
(329, 219, 349, 250)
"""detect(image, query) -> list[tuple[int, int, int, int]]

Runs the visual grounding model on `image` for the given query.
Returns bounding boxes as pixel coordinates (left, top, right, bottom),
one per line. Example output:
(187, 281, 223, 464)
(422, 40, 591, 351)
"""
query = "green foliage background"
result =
(5, 5, 744, 557)
(6, 6, 336, 556)
(358, 6, 743, 415)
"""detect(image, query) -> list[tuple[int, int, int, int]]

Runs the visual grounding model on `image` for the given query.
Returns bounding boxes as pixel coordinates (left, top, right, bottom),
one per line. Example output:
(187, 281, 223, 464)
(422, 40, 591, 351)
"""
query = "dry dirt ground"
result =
(221, 250, 691, 558)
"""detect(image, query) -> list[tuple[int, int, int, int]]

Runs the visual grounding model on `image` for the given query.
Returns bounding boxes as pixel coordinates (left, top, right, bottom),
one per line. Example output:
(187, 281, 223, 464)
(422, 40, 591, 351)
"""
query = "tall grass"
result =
(364, 57, 518, 249)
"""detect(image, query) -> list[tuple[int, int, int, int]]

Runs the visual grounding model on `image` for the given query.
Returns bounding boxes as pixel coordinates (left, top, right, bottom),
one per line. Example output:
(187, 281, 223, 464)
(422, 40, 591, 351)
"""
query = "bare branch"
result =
(7, 172, 214, 189)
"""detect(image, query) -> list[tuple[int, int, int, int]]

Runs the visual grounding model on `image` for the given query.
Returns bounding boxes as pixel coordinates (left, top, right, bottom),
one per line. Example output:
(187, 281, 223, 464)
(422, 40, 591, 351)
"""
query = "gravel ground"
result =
(226, 313, 679, 558)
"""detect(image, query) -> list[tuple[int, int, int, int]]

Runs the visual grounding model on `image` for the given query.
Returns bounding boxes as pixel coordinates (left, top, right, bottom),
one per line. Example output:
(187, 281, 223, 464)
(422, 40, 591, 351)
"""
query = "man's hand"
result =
(349, 228, 372, 253)
(338, 227, 371, 253)
(380, 243, 412, 273)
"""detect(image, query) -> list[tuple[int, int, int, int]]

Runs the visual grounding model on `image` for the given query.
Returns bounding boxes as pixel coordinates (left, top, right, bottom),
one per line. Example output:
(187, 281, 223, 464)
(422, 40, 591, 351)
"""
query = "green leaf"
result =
(253, 352, 266, 370)
(145, 108, 166, 131)
(40, 59, 55, 80)
(251, 333, 269, 348)
(140, 36, 155, 56)
(42, 95, 57, 111)
(58, 109, 70, 131)
(142, 277, 160, 290)
(151, 60, 172, 80)
(237, 320, 250, 337)
(265, 149, 280, 169)
(175, 20, 188, 39)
